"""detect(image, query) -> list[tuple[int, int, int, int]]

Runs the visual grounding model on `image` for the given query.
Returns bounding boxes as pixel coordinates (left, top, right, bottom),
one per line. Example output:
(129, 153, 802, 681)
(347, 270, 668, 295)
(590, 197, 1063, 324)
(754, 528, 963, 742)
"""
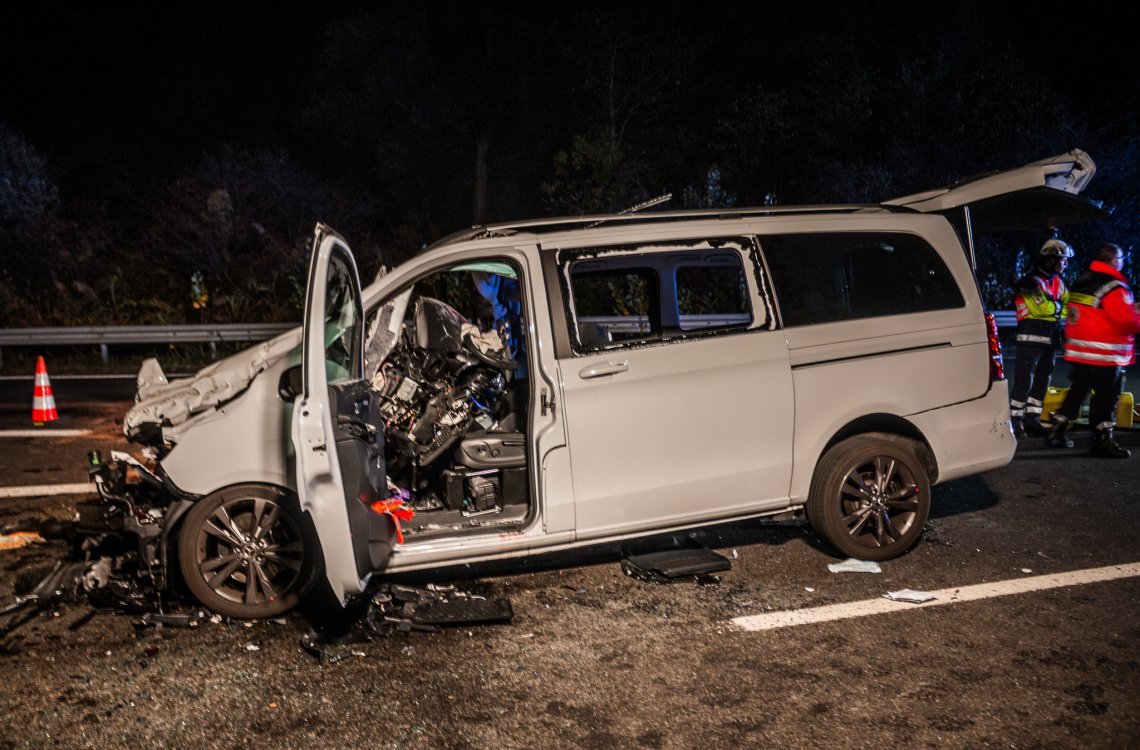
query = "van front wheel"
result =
(807, 434, 931, 562)
(177, 485, 319, 619)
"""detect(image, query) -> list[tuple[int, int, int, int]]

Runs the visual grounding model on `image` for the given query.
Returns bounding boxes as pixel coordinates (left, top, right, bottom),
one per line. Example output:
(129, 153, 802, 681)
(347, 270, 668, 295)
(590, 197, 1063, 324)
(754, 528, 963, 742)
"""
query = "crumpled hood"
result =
(124, 327, 302, 437)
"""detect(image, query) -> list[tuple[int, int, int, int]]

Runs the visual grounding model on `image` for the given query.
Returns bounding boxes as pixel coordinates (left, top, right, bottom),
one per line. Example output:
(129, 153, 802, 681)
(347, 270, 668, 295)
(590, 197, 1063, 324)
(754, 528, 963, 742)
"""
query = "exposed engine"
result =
(371, 297, 525, 517)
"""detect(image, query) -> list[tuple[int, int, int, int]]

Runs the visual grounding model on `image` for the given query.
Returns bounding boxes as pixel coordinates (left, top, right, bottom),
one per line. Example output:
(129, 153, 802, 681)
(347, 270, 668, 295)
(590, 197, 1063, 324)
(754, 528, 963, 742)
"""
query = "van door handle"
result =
(579, 361, 629, 379)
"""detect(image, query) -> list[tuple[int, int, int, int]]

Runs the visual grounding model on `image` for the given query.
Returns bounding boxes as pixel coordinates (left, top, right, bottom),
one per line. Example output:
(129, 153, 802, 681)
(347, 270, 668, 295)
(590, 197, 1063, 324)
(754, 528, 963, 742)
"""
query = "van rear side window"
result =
(676, 262, 750, 331)
(760, 232, 965, 327)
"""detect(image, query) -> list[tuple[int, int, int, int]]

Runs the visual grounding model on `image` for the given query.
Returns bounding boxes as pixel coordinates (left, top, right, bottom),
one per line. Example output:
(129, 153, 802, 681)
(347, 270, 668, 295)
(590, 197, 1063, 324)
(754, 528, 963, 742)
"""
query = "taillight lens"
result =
(985, 312, 1004, 381)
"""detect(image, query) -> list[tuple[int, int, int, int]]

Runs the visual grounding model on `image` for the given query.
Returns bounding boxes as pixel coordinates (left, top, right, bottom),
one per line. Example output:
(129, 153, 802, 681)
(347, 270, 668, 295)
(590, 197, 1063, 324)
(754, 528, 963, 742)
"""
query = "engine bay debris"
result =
(2, 513, 514, 663)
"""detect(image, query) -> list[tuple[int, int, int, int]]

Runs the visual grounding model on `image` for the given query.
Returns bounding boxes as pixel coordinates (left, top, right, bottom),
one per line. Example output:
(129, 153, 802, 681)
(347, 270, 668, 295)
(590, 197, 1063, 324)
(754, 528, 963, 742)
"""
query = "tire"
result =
(177, 484, 320, 619)
(807, 433, 931, 562)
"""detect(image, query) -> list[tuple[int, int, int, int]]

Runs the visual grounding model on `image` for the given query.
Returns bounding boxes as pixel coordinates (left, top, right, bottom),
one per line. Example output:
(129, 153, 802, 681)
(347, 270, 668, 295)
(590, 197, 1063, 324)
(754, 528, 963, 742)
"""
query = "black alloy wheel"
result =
(178, 485, 319, 618)
(807, 433, 931, 562)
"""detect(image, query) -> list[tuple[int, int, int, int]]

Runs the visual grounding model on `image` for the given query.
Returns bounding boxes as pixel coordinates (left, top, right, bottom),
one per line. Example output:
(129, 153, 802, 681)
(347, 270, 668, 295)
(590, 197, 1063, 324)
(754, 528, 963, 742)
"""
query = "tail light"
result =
(985, 312, 1004, 381)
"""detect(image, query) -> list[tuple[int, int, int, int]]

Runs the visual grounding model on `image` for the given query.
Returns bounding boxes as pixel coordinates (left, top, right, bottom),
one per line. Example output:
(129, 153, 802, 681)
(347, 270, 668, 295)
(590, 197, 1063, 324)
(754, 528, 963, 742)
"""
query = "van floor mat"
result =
(621, 547, 731, 584)
(412, 597, 514, 626)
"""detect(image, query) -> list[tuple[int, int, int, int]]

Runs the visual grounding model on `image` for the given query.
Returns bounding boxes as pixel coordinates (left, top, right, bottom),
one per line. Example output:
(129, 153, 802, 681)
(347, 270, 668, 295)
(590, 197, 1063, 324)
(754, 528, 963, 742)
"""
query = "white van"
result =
(105, 150, 1102, 617)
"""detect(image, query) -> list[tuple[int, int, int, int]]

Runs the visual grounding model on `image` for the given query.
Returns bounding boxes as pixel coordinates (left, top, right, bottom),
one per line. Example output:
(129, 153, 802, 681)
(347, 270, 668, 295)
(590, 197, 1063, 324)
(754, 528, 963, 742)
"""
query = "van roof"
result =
(428, 204, 895, 249)
(428, 149, 1106, 251)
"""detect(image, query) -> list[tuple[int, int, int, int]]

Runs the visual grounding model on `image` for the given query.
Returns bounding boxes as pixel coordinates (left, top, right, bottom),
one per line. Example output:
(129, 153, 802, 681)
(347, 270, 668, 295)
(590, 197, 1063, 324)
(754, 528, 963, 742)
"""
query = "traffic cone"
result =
(32, 356, 58, 426)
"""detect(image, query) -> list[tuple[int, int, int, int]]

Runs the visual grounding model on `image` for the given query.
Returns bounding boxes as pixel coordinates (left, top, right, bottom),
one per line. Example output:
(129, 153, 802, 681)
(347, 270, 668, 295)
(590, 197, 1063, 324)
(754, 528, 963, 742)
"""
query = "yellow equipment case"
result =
(1040, 388, 1135, 428)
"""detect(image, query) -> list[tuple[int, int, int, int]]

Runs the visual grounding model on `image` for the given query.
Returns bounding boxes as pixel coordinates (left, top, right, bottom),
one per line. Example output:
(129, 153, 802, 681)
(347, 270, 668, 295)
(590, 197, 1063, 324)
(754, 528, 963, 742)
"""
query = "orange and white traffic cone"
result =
(32, 355, 58, 426)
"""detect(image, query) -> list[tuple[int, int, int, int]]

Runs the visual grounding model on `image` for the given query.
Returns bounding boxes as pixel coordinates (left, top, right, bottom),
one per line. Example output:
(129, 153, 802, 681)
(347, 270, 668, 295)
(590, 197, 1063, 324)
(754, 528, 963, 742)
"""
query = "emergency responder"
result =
(1010, 239, 1072, 438)
(1047, 243, 1140, 457)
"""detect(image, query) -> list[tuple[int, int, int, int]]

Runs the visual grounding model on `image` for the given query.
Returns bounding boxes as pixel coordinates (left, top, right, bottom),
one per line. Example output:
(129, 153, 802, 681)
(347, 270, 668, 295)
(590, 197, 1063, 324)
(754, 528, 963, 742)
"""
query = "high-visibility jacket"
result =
(1063, 261, 1140, 367)
(1014, 270, 1068, 349)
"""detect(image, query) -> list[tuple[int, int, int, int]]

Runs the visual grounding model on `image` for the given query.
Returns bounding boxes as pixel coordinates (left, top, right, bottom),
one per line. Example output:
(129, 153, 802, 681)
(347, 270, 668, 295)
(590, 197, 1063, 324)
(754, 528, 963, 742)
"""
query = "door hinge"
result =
(541, 388, 556, 417)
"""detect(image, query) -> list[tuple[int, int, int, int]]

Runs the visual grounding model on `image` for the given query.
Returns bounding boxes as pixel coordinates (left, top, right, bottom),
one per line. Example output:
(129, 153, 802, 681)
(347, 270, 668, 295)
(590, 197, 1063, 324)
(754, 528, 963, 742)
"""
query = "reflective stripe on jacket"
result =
(1014, 271, 1067, 349)
(1063, 261, 1140, 367)
(1014, 271, 1067, 322)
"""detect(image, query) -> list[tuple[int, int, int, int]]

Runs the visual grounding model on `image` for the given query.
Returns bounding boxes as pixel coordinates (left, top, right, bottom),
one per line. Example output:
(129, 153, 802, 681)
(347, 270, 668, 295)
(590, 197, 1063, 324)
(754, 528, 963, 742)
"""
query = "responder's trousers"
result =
(1057, 363, 1124, 428)
(1010, 344, 1056, 420)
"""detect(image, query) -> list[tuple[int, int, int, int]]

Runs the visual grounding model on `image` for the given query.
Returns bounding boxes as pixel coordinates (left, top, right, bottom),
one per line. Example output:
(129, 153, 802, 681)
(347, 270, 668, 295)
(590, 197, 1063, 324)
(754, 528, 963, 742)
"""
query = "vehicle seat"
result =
(455, 431, 527, 469)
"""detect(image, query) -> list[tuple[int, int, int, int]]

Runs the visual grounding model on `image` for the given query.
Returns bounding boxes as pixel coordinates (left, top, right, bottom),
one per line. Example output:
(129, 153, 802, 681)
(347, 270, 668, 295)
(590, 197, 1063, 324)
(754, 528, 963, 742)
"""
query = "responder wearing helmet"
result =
(1009, 239, 1073, 438)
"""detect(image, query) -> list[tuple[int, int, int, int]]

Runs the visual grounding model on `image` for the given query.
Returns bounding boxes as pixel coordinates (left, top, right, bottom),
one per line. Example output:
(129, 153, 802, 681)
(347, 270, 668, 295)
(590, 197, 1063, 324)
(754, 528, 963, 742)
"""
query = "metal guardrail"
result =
(990, 311, 1017, 329)
(0, 313, 1020, 367)
(0, 323, 295, 366)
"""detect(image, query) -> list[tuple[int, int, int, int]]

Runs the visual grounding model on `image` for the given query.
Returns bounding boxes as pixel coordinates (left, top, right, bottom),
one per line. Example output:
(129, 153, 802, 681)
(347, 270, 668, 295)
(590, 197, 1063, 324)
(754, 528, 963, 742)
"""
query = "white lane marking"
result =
(0, 483, 96, 498)
(0, 429, 92, 438)
(731, 562, 1140, 631)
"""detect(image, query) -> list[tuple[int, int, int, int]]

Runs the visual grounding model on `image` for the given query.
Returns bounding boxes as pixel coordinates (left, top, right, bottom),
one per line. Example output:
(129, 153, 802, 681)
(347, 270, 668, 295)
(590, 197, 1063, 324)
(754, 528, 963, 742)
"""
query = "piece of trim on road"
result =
(0, 429, 92, 438)
(0, 483, 96, 498)
(731, 562, 1140, 632)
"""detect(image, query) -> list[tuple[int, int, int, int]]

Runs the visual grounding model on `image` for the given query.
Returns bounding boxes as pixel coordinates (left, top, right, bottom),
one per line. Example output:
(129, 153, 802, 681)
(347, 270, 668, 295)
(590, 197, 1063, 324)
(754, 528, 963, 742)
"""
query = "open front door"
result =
(292, 224, 392, 604)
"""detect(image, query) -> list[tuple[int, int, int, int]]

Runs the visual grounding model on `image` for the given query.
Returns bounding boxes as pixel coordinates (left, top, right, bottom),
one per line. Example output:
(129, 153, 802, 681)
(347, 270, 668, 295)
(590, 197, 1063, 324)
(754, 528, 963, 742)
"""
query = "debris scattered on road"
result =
(1, 561, 87, 639)
(0, 554, 214, 645)
(1020, 568, 1033, 574)
(804, 587, 815, 593)
(0, 532, 45, 551)
(827, 558, 882, 574)
(883, 589, 936, 603)
(298, 583, 513, 665)
(621, 543, 732, 584)
(136, 609, 208, 629)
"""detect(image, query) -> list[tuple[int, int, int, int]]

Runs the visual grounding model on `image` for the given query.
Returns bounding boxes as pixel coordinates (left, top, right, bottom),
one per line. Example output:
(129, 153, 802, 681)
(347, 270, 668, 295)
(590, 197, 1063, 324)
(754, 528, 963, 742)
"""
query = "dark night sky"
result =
(3, 1, 1140, 327)
(5, 2, 1139, 194)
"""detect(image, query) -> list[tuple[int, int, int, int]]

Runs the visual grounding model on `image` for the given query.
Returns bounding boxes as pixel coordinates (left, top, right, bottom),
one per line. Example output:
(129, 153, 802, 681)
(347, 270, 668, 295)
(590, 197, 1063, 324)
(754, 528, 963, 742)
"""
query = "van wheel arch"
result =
(822, 414, 938, 483)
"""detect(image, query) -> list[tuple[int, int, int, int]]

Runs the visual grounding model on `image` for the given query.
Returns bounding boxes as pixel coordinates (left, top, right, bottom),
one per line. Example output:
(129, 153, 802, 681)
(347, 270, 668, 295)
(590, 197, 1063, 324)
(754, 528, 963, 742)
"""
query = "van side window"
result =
(676, 260, 750, 331)
(569, 267, 659, 349)
(760, 232, 965, 327)
(563, 243, 759, 353)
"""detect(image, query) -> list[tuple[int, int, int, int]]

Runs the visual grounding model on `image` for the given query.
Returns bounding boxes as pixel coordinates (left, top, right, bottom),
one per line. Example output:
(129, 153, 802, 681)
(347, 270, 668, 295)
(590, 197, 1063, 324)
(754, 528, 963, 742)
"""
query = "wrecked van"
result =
(94, 150, 1103, 618)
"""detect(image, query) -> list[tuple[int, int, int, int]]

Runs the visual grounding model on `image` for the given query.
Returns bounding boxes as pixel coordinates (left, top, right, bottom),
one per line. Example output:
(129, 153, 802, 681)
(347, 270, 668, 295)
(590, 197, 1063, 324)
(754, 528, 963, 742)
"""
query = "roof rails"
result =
(429, 204, 882, 249)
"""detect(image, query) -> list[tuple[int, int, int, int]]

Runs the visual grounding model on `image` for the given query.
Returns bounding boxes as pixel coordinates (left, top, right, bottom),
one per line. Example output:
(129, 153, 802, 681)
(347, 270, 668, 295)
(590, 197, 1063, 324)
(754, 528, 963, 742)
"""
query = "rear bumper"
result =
(910, 381, 1016, 483)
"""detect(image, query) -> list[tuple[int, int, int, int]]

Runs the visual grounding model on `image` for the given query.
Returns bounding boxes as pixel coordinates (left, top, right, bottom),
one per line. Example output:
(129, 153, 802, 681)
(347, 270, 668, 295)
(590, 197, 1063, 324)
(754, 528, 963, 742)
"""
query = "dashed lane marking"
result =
(731, 562, 1140, 631)
(0, 483, 97, 498)
(0, 429, 92, 438)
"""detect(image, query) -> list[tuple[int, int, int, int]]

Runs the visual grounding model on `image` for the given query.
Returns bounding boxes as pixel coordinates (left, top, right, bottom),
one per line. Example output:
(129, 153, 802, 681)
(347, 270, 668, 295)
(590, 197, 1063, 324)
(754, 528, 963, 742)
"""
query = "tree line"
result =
(1, 5, 1136, 327)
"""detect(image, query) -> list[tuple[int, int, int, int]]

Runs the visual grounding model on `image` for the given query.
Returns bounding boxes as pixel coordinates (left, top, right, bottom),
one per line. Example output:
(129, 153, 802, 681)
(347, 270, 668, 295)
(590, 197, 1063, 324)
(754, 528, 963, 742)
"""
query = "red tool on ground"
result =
(32, 356, 58, 426)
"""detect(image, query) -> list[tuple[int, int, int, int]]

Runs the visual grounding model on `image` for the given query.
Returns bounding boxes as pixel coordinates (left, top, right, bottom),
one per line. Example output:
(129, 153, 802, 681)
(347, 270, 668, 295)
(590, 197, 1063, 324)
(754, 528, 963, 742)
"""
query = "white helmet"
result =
(1041, 239, 1074, 258)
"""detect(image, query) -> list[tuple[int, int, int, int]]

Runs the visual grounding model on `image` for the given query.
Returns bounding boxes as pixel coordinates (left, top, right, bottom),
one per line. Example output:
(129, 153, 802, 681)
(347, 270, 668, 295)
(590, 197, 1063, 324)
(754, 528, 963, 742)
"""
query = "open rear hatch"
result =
(884, 149, 1110, 267)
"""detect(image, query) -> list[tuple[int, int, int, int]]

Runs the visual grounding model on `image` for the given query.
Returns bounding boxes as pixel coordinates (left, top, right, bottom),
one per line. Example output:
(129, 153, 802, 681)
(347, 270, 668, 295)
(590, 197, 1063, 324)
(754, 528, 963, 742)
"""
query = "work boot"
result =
(1046, 414, 1074, 448)
(1090, 426, 1131, 459)
(1011, 416, 1027, 439)
(1023, 416, 1048, 437)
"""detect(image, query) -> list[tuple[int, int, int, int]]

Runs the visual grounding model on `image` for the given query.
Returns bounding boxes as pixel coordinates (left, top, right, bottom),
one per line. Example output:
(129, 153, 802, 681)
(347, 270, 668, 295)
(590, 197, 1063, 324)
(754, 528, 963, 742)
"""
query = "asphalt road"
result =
(0, 390, 1138, 749)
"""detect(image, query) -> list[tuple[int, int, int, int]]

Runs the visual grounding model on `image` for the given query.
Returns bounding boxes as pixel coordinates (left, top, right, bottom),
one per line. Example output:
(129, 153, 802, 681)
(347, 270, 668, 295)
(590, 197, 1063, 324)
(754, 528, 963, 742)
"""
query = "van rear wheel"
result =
(178, 485, 319, 619)
(807, 434, 930, 562)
